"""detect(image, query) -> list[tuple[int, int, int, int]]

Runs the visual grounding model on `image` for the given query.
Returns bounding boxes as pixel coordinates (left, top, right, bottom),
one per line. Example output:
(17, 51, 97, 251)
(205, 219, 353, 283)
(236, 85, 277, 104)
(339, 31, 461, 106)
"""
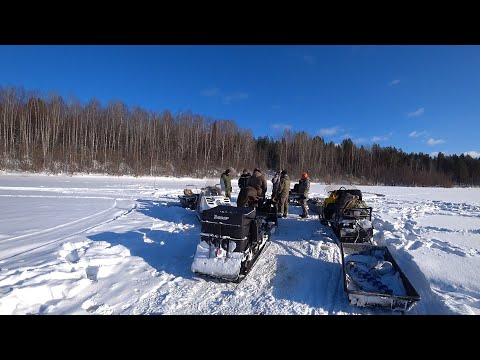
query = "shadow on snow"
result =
(87, 199, 200, 280)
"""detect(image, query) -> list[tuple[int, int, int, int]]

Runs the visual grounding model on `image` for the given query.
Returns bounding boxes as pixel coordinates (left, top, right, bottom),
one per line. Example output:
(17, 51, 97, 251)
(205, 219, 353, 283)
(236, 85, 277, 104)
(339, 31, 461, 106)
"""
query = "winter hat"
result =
(281, 170, 287, 175)
(225, 168, 231, 174)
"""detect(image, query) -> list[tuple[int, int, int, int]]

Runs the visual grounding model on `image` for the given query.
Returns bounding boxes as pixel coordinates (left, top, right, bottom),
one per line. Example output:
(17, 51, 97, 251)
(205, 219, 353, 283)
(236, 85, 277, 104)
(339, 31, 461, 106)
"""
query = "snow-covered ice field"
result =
(0, 173, 479, 315)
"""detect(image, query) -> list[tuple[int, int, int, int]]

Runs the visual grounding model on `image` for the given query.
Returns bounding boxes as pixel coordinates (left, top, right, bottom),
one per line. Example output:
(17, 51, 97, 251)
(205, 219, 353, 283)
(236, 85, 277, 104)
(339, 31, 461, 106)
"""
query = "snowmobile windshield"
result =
(202, 180, 222, 196)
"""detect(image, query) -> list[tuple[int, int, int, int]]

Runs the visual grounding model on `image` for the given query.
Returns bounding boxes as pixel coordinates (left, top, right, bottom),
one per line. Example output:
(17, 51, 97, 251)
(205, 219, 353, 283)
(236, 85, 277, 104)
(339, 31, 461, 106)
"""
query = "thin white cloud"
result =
(464, 151, 480, 158)
(371, 135, 388, 142)
(430, 151, 439, 157)
(271, 123, 292, 131)
(354, 138, 367, 144)
(303, 55, 315, 65)
(408, 107, 425, 118)
(409, 130, 428, 138)
(388, 79, 401, 86)
(426, 138, 445, 146)
(319, 126, 341, 135)
(201, 88, 249, 104)
(223, 92, 249, 104)
(200, 88, 220, 97)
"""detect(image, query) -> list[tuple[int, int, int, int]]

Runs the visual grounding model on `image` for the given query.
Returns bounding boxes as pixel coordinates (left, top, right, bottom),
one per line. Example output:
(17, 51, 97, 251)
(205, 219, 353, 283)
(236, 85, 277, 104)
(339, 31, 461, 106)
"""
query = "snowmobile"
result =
(194, 184, 232, 220)
(288, 183, 302, 205)
(191, 200, 276, 282)
(318, 186, 373, 243)
(178, 185, 199, 210)
(340, 242, 421, 311)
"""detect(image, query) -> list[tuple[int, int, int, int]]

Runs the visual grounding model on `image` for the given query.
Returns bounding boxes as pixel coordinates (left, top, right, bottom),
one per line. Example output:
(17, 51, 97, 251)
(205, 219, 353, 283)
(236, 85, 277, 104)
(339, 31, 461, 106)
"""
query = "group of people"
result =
(271, 170, 310, 218)
(220, 167, 310, 218)
(235, 168, 267, 207)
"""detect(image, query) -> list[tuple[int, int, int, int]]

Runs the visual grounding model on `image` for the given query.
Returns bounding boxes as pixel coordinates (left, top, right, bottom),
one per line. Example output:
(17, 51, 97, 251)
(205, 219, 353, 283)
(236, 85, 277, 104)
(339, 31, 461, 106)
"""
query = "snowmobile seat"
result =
(204, 186, 220, 196)
(335, 189, 363, 201)
(256, 198, 278, 226)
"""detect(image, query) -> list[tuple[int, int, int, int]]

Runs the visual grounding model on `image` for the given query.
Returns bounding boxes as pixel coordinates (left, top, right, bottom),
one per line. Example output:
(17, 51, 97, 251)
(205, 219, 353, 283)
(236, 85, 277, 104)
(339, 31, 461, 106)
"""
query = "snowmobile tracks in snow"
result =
(0, 200, 137, 262)
(362, 191, 386, 197)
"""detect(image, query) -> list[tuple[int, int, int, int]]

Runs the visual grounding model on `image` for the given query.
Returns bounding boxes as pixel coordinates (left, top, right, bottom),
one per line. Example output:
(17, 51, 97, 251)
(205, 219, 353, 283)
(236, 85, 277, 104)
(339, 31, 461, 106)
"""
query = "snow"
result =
(191, 241, 243, 281)
(0, 172, 479, 314)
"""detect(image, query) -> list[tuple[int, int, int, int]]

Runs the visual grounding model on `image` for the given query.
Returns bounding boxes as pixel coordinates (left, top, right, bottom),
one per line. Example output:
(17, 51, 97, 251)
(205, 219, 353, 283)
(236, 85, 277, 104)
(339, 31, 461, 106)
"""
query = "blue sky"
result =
(1, 45, 479, 158)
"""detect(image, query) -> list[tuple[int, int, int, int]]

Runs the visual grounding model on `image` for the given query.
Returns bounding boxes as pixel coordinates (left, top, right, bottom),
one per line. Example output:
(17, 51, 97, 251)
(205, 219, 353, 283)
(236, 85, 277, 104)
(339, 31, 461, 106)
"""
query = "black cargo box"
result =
(201, 205, 256, 240)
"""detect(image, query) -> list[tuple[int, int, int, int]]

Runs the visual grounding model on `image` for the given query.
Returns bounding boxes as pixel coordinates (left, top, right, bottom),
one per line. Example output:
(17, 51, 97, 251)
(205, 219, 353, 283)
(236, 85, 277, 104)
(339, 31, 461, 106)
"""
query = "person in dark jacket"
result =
(237, 186, 260, 208)
(238, 168, 251, 190)
(220, 168, 232, 199)
(297, 172, 311, 218)
(247, 168, 268, 201)
(274, 170, 290, 217)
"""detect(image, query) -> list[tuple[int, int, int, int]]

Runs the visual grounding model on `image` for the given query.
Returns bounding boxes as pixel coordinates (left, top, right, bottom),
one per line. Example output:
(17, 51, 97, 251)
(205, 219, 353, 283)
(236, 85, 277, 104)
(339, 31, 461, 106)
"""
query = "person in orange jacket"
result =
(298, 172, 311, 218)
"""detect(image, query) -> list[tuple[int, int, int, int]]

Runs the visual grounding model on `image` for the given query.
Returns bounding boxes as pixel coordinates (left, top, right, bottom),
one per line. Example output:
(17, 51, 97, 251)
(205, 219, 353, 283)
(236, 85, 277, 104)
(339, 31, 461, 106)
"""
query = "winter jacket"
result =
(220, 172, 232, 192)
(237, 186, 260, 207)
(238, 173, 251, 189)
(298, 177, 310, 198)
(276, 174, 291, 199)
(247, 170, 268, 197)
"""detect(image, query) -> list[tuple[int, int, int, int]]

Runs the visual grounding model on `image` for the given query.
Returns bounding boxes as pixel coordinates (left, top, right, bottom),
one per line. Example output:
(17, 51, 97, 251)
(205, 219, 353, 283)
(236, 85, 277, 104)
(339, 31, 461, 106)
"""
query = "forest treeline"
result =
(1, 86, 479, 187)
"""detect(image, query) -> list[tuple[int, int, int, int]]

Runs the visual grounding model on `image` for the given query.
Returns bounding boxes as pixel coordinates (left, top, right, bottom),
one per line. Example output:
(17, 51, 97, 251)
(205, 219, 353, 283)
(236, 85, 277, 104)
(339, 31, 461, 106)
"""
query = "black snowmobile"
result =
(178, 185, 199, 210)
(191, 200, 277, 282)
(318, 186, 373, 243)
(288, 183, 302, 205)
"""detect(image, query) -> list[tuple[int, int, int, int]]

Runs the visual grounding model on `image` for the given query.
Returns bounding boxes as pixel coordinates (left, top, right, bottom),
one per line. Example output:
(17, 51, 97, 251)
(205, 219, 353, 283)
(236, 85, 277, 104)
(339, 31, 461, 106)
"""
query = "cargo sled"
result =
(340, 243, 420, 311)
(191, 203, 275, 282)
(319, 186, 373, 243)
(178, 185, 199, 210)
